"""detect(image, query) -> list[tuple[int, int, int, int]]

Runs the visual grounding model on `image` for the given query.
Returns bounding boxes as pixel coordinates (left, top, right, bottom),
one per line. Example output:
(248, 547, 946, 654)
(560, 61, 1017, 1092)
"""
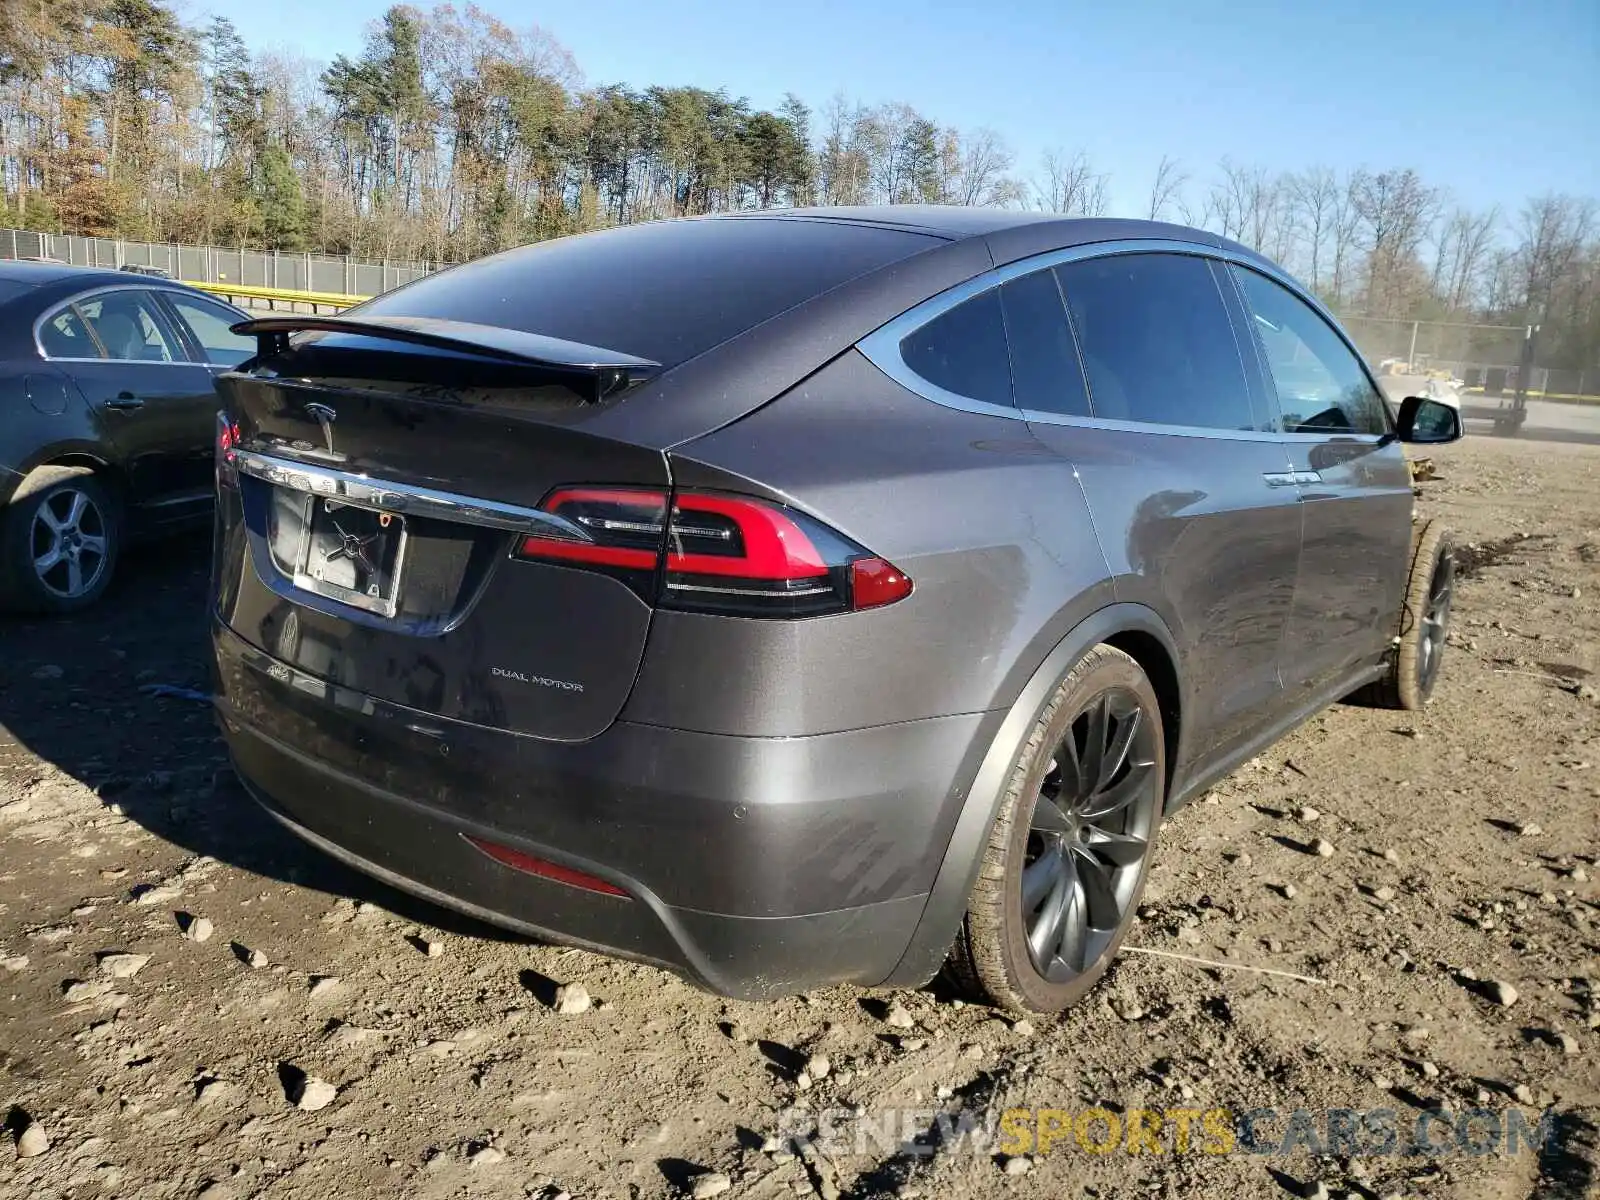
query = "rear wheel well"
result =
(1103, 629, 1181, 801)
(30, 454, 125, 500)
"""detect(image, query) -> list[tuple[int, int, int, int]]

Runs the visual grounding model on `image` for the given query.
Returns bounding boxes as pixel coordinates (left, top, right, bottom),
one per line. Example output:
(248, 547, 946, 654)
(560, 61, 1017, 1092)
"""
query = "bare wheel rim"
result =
(1417, 550, 1454, 692)
(1021, 685, 1160, 984)
(29, 487, 109, 600)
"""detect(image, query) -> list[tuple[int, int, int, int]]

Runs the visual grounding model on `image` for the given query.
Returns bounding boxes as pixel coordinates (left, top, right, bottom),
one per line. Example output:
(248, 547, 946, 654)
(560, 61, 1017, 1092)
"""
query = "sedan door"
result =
(1017, 251, 1304, 758)
(1226, 265, 1414, 697)
(60, 288, 219, 517)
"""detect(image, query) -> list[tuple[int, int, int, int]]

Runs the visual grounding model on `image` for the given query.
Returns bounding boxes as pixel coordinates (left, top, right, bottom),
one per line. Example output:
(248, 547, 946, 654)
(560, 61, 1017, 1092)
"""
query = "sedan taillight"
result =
(514, 487, 911, 618)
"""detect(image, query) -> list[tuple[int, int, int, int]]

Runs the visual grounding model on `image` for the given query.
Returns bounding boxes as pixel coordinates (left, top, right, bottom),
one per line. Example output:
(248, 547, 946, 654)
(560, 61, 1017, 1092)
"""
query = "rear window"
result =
(355, 218, 940, 369)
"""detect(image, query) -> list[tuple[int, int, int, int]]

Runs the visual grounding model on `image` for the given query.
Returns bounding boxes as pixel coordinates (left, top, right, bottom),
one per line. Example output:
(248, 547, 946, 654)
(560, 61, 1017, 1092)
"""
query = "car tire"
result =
(943, 644, 1165, 1013)
(0, 466, 121, 615)
(1359, 519, 1455, 711)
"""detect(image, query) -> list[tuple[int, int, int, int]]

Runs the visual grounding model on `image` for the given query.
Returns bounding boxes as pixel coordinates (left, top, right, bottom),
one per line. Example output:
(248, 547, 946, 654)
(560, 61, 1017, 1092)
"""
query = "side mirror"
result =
(1397, 395, 1462, 444)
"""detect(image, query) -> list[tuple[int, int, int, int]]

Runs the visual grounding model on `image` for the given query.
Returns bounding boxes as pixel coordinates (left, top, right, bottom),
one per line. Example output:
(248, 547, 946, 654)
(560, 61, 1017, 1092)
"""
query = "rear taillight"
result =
(513, 488, 912, 618)
(215, 413, 240, 487)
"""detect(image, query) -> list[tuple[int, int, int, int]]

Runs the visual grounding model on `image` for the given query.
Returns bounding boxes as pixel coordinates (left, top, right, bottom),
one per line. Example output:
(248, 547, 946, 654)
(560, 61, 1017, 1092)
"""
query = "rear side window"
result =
(38, 304, 101, 359)
(167, 293, 255, 366)
(898, 290, 1013, 409)
(356, 218, 940, 369)
(999, 268, 1091, 418)
(1056, 253, 1255, 432)
(1231, 266, 1390, 436)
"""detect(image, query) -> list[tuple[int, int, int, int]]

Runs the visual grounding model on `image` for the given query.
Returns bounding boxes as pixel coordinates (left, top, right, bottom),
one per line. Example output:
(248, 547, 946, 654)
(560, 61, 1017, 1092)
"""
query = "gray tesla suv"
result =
(209, 208, 1461, 1012)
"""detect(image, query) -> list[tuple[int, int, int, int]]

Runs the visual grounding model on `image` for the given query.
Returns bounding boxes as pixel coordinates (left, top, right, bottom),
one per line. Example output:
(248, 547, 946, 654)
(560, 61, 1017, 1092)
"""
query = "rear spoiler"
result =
(230, 313, 660, 375)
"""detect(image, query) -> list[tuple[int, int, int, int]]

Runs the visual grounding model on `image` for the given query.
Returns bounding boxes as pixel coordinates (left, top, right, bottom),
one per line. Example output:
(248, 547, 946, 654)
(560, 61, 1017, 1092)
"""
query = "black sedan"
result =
(0, 260, 255, 612)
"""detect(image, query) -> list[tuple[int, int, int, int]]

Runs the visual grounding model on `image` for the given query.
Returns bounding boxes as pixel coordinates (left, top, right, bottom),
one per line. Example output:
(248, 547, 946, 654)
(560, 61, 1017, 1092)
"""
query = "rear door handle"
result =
(105, 392, 145, 411)
(1262, 472, 1297, 487)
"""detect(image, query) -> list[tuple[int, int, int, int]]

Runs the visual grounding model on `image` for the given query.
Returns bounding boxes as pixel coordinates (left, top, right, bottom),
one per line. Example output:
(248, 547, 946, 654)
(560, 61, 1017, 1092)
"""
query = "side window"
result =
(166, 294, 255, 366)
(898, 289, 1013, 410)
(1231, 267, 1389, 436)
(1055, 253, 1256, 431)
(76, 292, 178, 363)
(38, 304, 102, 359)
(999, 268, 1091, 418)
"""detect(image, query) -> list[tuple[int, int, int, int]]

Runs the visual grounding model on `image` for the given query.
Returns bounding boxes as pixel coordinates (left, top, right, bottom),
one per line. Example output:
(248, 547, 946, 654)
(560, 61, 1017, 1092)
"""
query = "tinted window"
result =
(38, 304, 101, 359)
(1056, 254, 1255, 431)
(1000, 268, 1091, 417)
(1232, 266, 1389, 436)
(898, 289, 1012, 409)
(358, 218, 940, 369)
(168, 294, 254, 366)
(76, 292, 178, 362)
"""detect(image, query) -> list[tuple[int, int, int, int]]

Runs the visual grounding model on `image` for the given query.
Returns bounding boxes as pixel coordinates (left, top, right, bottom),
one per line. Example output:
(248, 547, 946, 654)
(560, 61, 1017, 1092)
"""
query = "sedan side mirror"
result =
(1397, 395, 1462, 444)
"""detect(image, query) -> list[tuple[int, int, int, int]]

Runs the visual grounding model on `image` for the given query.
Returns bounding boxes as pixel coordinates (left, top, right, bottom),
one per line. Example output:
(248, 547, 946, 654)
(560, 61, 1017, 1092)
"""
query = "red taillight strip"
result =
(463, 835, 630, 898)
(666, 494, 828, 579)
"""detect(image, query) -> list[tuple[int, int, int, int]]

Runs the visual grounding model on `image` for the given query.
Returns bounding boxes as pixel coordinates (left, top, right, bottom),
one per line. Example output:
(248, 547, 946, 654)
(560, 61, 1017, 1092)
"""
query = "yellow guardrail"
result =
(188, 280, 371, 310)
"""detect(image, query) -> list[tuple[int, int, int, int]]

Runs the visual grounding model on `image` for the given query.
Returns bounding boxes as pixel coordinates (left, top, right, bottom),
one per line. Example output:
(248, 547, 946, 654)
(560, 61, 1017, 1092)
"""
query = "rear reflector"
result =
(464, 835, 630, 898)
(513, 487, 912, 618)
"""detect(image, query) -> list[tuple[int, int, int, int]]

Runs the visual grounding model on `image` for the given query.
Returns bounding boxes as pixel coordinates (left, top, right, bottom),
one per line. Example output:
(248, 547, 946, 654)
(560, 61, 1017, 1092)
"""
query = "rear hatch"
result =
(214, 321, 669, 742)
(211, 217, 945, 742)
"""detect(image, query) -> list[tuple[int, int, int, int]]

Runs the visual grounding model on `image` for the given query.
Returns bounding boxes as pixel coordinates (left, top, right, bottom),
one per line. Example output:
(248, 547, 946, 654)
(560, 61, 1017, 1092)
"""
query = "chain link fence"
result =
(0, 228, 441, 297)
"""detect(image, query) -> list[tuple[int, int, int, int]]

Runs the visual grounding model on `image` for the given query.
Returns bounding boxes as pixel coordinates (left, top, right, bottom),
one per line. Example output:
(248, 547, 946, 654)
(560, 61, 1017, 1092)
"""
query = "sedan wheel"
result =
(31, 485, 111, 601)
(0, 468, 121, 614)
(946, 644, 1165, 1013)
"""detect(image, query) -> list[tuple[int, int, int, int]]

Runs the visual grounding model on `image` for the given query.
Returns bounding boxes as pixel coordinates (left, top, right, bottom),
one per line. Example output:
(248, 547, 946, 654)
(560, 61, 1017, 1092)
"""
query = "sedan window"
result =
(167, 293, 255, 366)
(38, 305, 102, 359)
(76, 293, 179, 363)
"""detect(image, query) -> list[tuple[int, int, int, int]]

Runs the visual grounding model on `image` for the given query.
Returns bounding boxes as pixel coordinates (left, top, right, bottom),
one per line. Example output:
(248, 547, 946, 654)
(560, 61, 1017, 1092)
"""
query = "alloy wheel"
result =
(1417, 551, 1455, 693)
(30, 487, 110, 600)
(1021, 686, 1160, 982)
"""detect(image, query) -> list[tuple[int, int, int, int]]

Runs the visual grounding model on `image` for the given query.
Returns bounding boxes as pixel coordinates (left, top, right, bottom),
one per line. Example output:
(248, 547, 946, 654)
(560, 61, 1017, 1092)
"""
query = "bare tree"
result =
(1429, 205, 1500, 311)
(1032, 148, 1107, 216)
(1514, 194, 1596, 317)
(1146, 154, 1186, 221)
(1287, 167, 1338, 292)
(948, 126, 1016, 206)
(1351, 168, 1441, 315)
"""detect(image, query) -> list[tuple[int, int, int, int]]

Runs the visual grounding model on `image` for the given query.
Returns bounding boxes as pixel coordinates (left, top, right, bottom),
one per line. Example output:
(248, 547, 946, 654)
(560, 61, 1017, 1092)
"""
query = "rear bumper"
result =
(213, 621, 995, 999)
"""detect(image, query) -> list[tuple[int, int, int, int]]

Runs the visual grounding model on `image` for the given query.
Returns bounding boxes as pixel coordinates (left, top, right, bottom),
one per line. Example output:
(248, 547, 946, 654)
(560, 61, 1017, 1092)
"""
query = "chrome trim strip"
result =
(232, 449, 590, 540)
(1021, 408, 1285, 442)
(857, 236, 1375, 443)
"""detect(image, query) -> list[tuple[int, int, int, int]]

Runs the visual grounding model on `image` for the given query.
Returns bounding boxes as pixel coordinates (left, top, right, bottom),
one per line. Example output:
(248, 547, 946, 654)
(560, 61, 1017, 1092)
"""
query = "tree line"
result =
(1, 1, 1596, 369)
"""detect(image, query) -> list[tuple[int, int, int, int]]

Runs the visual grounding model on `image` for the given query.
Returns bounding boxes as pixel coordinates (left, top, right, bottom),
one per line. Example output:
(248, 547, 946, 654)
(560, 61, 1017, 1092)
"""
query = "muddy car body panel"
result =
(210, 209, 1437, 999)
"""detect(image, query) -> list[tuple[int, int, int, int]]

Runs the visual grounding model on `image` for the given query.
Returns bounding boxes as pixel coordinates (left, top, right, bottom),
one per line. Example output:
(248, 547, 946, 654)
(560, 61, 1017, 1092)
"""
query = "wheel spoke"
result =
(1058, 727, 1085, 795)
(1073, 847, 1122, 930)
(1053, 869, 1088, 974)
(1027, 870, 1072, 966)
(36, 503, 64, 533)
(1030, 793, 1072, 835)
(1077, 758, 1154, 820)
(1021, 843, 1063, 912)
(65, 557, 83, 596)
(34, 545, 62, 575)
(78, 534, 107, 558)
(1098, 705, 1141, 789)
(63, 491, 87, 532)
(1081, 824, 1148, 867)
(1081, 695, 1109, 791)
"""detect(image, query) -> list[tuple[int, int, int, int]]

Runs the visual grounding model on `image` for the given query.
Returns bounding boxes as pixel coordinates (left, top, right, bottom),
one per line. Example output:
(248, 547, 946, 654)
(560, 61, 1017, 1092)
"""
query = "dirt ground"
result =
(1, 433, 1596, 1200)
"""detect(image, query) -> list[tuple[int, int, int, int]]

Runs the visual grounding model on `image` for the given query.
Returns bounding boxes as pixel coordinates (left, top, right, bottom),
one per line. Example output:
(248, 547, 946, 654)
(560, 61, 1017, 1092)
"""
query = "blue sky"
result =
(212, 0, 1599, 217)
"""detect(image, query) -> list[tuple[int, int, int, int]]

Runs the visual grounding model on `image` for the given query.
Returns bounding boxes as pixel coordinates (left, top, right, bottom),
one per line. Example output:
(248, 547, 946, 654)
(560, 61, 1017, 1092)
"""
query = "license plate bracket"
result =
(293, 496, 408, 617)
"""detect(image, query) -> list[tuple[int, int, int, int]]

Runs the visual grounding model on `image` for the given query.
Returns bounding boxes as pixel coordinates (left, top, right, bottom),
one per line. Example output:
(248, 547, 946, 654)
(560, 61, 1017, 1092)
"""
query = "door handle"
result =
(105, 392, 145, 411)
(1262, 472, 1298, 487)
